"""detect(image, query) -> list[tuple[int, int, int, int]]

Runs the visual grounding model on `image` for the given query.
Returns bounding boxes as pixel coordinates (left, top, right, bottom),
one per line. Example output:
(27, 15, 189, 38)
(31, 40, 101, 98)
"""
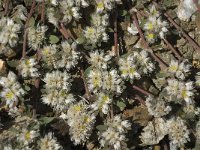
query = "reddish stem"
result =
(22, 0, 36, 59)
(132, 85, 155, 96)
(163, 38, 183, 60)
(41, 0, 45, 23)
(134, 95, 146, 106)
(131, 13, 168, 68)
(114, 10, 119, 60)
(4, 0, 9, 16)
(59, 23, 70, 39)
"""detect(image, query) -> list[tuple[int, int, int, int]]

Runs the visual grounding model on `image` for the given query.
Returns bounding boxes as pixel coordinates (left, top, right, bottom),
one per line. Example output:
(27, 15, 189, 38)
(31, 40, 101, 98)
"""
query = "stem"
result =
(22, 0, 36, 59)
(4, 0, 9, 16)
(163, 38, 183, 60)
(22, 30, 27, 59)
(132, 85, 155, 96)
(25, 0, 36, 28)
(41, 0, 45, 23)
(59, 23, 70, 39)
(80, 68, 91, 100)
(131, 13, 168, 68)
(134, 95, 146, 106)
(114, 9, 119, 61)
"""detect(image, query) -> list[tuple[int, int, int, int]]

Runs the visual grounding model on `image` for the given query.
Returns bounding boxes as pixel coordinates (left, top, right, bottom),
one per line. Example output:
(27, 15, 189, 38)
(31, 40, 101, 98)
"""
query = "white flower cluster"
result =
(165, 79, 195, 104)
(0, 17, 21, 47)
(88, 69, 124, 94)
(42, 70, 75, 111)
(167, 117, 190, 149)
(88, 50, 112, 69)
(41, 41, 79, 70)
(0, 71, 25, 116)
(146, 96, 171, 117)
(40, 44, 59, 68)
(27, 25, 48, 50)
(46, 0, 89, 26)
(96, 0, 122, 13)
(143, 5, 169, 43)
(140, 117, 167, 145)
(58, 41, 80, 70)
(17, 129, 39, 148)
(18, 58, 39, 78)
(99, 115, 131, 150)
(140, 117, 190, 149)
(119, 50, 155, 81)
(38, 132, 63, 150)
(65, 102, 95, 145)
(168, 59, 191, 80)
(84, 15, 109, 44)
(90, 92, 112, 114)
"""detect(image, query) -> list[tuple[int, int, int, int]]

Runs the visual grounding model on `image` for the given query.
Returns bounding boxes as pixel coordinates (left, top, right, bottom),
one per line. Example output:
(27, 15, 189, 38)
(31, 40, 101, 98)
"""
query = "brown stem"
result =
(131, 13, 168, 68)
(164, 12, 200, 52)
(41, 0, 45, 23)
(22, 0, 36, 59)
(80, 68, 91, 100)
(22, 30, 28, 59)
(132, 85, 155, 96)
(25, 0, 36, 28)
(114, 10, 119, 60)
(163, 38, 183, 60)
(59, 23, 70, 39)
(134, 95, 146, 106)
(4, 0, 9, 16)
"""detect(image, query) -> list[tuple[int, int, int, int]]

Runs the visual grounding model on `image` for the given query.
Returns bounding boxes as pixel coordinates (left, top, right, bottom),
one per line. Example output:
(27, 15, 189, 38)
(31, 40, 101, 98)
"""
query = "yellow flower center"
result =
(74, 105, 81, 111)
(147, 33, 154, 39)
(181, 89, 187, 99)
(5, 91, 14, 100)
(147, 23, 154, 30)
(97, 2, 104, 9)
(169, 65, 178, 72)
(25, 132, 31, 140)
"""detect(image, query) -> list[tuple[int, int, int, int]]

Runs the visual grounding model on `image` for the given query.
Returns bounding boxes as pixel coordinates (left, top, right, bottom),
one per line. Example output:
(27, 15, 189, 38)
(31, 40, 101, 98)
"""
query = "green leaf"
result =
(7, 60, 19, 68)
(96, 125, 107, 132)
(49, 35, 60, 44)
(76, 36, 85, 44)
(116, 101, 126, 111)
(156, 72, 169, 78)
(84, 66, 92, 76)
(24, 85, 31, 91)
(39, 117, 55, 125)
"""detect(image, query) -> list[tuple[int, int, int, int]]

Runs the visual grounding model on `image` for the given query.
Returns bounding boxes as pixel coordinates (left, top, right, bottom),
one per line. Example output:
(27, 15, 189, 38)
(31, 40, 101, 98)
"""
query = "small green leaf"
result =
(76, 36, 85, 44)
(7, 60, 19, 68)
(116, 101, 126, 111)
(24, 85, 31, 91)
(39, 117, 55, 125)
(96, 125, 107, 132)
(84, 66, 92, 76)
(49, 35, 59, 44)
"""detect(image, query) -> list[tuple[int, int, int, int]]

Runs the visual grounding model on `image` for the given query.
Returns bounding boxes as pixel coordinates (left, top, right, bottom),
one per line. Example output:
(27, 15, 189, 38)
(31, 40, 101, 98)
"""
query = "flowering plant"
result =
(0, 0, 200, 149)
